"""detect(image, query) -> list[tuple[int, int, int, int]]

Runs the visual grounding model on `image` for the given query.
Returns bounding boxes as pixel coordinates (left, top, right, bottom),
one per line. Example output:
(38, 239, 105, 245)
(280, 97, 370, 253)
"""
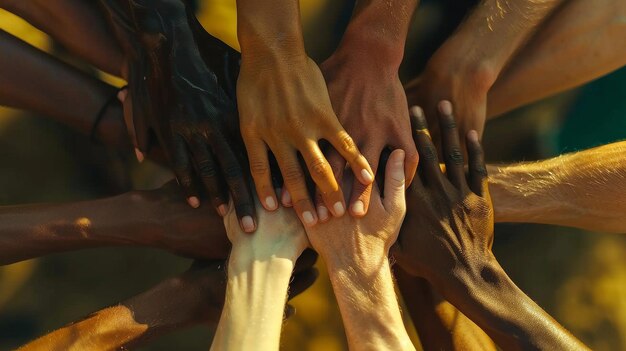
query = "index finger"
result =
(409, 106, 444, 187)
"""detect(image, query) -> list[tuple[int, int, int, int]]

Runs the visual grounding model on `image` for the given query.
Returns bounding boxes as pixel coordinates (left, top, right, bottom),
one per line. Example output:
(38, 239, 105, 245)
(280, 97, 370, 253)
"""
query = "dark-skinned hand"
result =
(101, 0, 256, 232)
(390, 101, 494, 292)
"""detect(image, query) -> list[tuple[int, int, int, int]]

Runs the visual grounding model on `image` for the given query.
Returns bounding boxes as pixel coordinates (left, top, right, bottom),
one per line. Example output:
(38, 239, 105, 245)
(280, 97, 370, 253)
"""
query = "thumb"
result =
(383, 149, 406, 215)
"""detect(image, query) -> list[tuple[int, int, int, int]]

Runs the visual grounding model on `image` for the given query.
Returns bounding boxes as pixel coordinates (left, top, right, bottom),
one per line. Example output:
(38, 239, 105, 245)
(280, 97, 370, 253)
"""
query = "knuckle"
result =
(221, 162, 243, 180)
(338, 133, 357, 154)
(282, 163, 304, 182)
(441, 116, 457, 129)
(308, 157, 331, 178)
(249, 159, 269, 176)
(197, 160, 217, 178)
(473, 163, 489, 177)
(420, 144, 438, 162)
(447, 148, 464, 165)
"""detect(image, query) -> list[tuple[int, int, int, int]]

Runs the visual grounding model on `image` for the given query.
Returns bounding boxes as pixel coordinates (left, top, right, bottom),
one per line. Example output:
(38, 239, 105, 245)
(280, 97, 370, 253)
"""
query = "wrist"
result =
(322, 243, 388, 276)
(334, 26, 405, 70)
(425, 48, 498, 96)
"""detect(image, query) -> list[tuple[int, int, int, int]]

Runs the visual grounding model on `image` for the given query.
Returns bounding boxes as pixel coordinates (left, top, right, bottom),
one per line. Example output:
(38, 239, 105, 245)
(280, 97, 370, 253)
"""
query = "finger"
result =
(348, 147, 379, 217)
(410, 106, 444, 187)
(294, 249, 318, 273)
(211, 134, 257, 233)
(301, 140, 345, 217)
(327, 126, 374, 186)
(325, 148, 347, 217)
(281, 187, 293, 208)
(314, 188, 330, 222)
(119, 87, 144, 162)
(275, 148, 318, 227)
(244, 136, 278, 211)
(171, 134, 199, 208)
(390, 113, 419, 188)
(466, 130, 489, 197)
(438, 100, 467, 190)
(189, 136, 229, 216)
(288, 268, 319, 300)
(382, 149, 406, 215)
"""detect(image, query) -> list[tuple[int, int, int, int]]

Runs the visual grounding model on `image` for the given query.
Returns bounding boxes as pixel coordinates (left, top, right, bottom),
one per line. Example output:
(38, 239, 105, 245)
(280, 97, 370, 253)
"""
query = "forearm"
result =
(0, 192, 155, 265)
(326, 253, 414, 350)
(489, 141, 626, 233)
(0, 30, 129, 148)
(488, 0, 626, 117)
(236, 0, 306, 61)
(394, 269, 495, 351)
(1, 0, 124, 75)
(430, 0, 562, 89)
(211, 251, 296, 351)
(446, 257, 587, 350)
(336, 0, 418, 68)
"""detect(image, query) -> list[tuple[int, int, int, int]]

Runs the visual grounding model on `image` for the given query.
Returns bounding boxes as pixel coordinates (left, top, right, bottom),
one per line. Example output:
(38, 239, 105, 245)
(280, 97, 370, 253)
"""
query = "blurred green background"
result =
(1, 0, 625, 350)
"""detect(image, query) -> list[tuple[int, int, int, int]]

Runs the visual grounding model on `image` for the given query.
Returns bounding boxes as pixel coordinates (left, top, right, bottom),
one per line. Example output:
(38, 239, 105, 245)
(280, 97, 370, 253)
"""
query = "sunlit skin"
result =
(319, 0, 419, 219)
(235, 0, 373, 228)
(18, 258, 317, 351)
(305, 150, 415, 351)
(488, 0, 626, 117)
(405, 0, 564, 146)
(391, 103, 589, 350)
(212, 197, 312, 351)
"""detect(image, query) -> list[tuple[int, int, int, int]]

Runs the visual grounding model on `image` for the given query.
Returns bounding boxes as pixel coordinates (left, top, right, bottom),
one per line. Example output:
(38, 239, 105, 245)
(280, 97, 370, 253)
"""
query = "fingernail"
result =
(265, 196, 277, 210)
(361, 169, 374, 184)
(317, 206, 329, 221)
(468, 130, 479, 142)
(241, 216, 255, 233)
(410, 106, 424, 117)
(135, 148, 144, 163)
(333, 202, 345, 217)
(302, 211, 315, 225)
(187, 196, 200, 208)
(217, 204, 227, 216)
(352, 200, 365, 216)
(282, 189, 292, 206)
(439, 100, 453, 115)
(117, 89, 128, 102)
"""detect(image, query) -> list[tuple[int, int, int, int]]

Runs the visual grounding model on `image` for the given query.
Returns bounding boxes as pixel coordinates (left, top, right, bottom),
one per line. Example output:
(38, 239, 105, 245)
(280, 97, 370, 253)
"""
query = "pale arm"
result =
(488, 0, 626, 117)
(212, 200, 309, 351)
(489, 141, 626, 233)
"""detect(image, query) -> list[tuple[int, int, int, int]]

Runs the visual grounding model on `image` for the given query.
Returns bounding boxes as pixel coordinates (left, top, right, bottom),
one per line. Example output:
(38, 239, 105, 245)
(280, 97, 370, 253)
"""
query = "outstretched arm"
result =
(0, 182, 230, 266)
(405, 0, 563, 142)
(211, 198, 310, 351)
(0, 0, 124, 76)
(489, 140, 626, 233)
(488, 0, 626, 117)
(18, 261, 227, 351)
(306, 151, 414, 350)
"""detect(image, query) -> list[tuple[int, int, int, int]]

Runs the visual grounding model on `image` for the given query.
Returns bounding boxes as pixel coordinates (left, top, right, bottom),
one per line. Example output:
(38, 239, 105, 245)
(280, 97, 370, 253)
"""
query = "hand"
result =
(133, 180, 231, 260)
(305, 149, 406, 270)
(223, 189, 310, 263)
(320, 51, 418, 219)
(237, 54, 374, 228)
(103, 0, 257, 232)
(404, 53, 494, 149)
(391, 102, 494, 290)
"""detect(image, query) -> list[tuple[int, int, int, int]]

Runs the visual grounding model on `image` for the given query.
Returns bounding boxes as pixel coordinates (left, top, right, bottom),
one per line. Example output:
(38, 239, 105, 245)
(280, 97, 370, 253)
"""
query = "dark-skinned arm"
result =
(391, 103, 588, 350)
(0, 182, 231, 266)
(319, 0, 419, 219)
(0, 0, 124, 76)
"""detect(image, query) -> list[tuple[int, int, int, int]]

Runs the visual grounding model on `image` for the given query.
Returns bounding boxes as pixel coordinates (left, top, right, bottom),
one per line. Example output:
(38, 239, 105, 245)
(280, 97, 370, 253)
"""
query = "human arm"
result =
(0, 181, 231, 266)
(319, 0, 419, 218)
(405, 0, 562, 141)
(488, 0, 626, 117)
(488, 141, 626, 233)
(391, 103, 588, 350)
(394, 269, 496, 351)
(211, 197, 310, 351)
(0, 0, 124, 76)
(235, 0, 373, 226)
(305, 150, 414, 350)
